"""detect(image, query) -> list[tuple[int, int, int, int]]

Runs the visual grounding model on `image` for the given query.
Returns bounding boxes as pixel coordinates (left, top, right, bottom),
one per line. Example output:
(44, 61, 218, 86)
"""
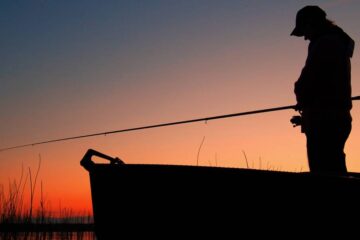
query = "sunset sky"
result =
(1, 0, 360, 213)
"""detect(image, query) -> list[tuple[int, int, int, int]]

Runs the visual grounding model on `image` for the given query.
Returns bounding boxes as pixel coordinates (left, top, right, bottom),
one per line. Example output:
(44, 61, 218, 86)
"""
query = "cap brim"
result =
(291, 27, 304, 37)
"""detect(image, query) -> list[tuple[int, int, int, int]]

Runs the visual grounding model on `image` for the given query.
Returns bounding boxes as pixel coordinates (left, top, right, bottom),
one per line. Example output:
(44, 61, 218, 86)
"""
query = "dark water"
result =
(0, 232, 96, 240)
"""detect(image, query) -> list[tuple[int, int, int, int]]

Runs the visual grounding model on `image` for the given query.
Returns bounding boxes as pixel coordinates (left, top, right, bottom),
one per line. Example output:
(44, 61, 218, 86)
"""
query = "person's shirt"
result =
(294, 24, 354, 113)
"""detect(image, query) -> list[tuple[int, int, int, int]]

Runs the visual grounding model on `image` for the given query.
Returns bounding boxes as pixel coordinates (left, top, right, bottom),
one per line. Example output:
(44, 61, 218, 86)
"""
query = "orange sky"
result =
(1, 1, 360, 213)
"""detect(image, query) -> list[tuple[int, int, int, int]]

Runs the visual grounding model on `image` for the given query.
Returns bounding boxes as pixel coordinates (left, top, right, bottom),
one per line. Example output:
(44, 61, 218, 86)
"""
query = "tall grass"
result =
(0, 163, 29, 224)
(196, 136, 206, 166)
(0, 157, 95, 240)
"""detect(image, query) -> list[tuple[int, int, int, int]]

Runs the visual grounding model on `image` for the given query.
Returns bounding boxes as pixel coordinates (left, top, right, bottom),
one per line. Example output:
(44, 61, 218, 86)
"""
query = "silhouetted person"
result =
(290, 6, 354, 174)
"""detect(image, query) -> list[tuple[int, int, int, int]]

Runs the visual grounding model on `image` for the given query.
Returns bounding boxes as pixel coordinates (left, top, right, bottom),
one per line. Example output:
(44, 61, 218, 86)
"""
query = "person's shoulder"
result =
(318, 31, 343, 47)
(319, 26, 354, 57)
(314, 30, 345, 55)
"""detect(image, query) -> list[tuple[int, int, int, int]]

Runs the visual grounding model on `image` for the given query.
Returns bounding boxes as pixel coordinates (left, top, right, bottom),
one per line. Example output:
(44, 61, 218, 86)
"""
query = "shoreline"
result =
(0, 223, 95, 232)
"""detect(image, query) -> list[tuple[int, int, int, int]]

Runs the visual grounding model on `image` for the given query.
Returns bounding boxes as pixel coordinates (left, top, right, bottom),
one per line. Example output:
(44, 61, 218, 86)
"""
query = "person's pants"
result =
(305, 120, 351, 174)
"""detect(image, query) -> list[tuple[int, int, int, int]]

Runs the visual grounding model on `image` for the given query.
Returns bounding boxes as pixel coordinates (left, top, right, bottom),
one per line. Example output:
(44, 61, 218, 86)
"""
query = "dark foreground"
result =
(0, 223, 94, 232)
(0, 224, 95, 240)
(81, 150, 360, 239)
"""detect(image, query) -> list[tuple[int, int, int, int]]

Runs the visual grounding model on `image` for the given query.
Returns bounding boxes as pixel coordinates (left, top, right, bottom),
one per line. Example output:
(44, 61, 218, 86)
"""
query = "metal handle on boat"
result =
(80, 149, 124, 171)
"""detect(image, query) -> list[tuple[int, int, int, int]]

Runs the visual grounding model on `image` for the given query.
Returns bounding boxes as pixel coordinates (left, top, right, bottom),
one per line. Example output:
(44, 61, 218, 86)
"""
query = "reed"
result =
(0, 158, 95, 240)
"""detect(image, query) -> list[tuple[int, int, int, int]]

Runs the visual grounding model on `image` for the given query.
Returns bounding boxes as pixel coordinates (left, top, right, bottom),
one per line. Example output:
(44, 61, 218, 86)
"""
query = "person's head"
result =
(291, 6, 332, 40)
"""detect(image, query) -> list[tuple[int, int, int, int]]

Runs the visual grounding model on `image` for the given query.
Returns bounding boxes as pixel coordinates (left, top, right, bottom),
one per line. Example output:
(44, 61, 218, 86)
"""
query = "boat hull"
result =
(85, 163, 360, 238)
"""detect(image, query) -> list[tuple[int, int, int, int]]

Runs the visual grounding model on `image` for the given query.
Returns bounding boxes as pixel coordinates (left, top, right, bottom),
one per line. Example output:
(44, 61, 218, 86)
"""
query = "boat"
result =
(81, 149, 360, 239)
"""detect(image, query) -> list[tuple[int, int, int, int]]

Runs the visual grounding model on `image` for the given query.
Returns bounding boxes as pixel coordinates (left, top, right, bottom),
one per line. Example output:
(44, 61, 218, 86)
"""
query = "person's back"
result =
(291, 6, 355, 174)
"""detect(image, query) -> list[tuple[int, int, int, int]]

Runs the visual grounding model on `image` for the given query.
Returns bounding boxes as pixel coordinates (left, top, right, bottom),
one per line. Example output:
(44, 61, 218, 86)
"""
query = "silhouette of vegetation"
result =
(196, 136, 206, 166)
(0, 156, 95, 239)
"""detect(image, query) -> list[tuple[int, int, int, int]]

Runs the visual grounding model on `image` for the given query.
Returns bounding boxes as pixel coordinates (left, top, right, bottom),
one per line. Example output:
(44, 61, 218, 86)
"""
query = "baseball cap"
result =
(291, 6, 327, 37)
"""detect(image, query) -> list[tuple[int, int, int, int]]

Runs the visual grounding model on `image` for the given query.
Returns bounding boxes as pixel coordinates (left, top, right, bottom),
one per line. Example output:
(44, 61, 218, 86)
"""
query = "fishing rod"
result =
(2, 96, 360, 153)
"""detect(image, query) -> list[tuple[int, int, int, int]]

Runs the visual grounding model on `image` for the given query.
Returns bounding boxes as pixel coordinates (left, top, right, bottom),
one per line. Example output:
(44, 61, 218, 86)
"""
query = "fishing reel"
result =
(290, 115, 302, 127)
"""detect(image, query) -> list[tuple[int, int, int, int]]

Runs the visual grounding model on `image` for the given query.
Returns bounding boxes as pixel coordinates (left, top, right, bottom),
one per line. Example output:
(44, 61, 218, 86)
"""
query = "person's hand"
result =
(294, 103, 302, 112)
(290, 115, 302, 127)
